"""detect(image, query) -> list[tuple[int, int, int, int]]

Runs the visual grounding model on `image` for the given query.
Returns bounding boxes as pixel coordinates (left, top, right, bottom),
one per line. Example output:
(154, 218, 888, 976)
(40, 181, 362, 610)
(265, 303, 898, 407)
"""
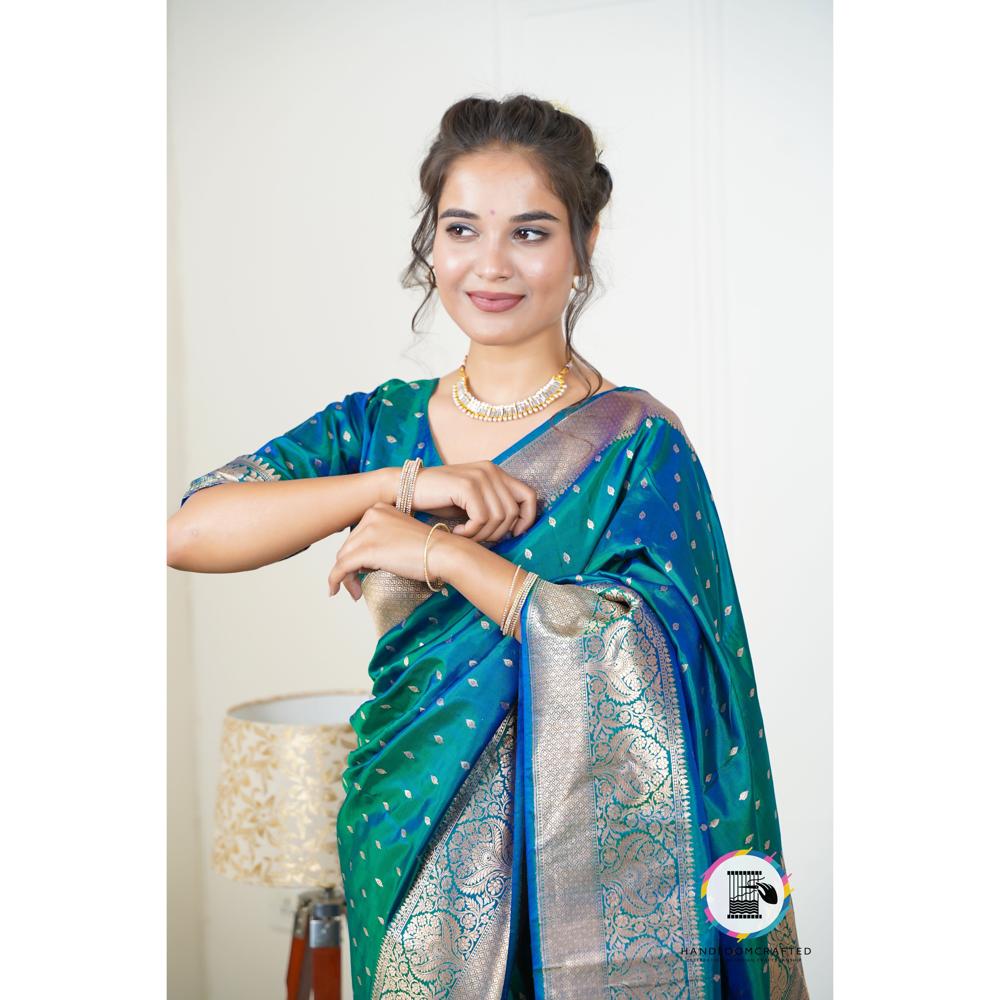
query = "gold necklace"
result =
(451, 355, 573, 422)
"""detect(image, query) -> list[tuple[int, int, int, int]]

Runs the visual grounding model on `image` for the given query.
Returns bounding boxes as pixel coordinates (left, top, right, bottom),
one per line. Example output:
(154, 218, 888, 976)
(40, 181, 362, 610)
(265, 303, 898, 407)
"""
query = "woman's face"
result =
(431, 148, 597, 349)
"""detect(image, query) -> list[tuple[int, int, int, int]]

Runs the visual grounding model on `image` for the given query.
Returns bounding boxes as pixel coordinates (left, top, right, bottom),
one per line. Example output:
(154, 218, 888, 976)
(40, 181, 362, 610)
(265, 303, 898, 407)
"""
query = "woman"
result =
(169, 96, 810, 999)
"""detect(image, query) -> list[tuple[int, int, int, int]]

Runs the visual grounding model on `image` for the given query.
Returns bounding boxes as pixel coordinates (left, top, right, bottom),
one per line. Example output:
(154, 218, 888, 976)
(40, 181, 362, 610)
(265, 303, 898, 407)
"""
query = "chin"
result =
(463, 327, 517, 347)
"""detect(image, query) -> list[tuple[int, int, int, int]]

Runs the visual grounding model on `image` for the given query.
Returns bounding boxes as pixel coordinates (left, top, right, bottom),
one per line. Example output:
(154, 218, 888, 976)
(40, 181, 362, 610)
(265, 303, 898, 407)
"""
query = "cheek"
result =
(521, 253, 572, 290)
(521, 236, 575, 286)
(431, 241, 468, 283)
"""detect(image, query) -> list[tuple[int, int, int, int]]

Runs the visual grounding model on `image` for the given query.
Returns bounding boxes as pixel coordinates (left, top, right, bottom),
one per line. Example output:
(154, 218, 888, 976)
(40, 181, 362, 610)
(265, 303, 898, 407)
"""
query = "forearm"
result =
(434, 534, 534, 643)
(167, 468, 398, 573)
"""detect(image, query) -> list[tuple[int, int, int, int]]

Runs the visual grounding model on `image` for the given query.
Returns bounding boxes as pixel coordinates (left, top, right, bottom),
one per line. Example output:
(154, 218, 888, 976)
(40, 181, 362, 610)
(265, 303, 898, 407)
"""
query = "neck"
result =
(463, 335, 571, 402)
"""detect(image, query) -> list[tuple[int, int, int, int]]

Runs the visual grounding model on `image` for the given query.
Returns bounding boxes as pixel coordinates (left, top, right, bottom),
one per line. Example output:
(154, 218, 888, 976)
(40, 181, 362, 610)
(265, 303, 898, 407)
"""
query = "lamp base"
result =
(286, 887, 344, 1000)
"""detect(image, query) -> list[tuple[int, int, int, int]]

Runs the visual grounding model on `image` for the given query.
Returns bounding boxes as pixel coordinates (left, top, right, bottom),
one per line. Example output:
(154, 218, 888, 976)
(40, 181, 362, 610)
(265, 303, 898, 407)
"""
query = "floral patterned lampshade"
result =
(210, 690, 366, 891)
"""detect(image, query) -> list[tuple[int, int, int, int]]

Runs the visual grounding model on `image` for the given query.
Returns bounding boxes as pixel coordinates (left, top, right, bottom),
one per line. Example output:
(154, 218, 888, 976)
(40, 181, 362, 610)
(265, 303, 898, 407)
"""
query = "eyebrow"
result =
(438, 208, 561, 223)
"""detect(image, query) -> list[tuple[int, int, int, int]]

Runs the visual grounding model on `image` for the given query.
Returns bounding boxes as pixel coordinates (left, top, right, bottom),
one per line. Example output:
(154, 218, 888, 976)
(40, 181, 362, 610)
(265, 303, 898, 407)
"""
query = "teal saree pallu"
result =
(180, 378, 810, 999)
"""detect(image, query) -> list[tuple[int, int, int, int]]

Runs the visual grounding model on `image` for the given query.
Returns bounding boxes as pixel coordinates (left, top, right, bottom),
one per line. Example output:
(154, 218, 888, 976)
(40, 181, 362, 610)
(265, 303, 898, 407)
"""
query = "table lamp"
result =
(211, 689, 366, 1000)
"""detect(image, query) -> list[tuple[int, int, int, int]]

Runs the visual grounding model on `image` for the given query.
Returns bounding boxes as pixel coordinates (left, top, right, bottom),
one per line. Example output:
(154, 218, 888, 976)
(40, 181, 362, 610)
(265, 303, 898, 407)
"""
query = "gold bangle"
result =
(499, 564, 522, 635)
(423, 521, 451, 592)
(503, 571, 540, 637)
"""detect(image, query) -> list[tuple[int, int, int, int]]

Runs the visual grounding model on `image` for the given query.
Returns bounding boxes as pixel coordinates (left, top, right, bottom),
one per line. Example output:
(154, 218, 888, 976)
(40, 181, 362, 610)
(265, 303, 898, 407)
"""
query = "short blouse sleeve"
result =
(178, 388, 374, 509)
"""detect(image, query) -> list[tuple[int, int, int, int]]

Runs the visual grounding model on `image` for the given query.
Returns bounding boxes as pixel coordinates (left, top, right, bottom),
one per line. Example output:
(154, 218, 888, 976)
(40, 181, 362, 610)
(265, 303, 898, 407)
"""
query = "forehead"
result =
(438, 149, 560, 210)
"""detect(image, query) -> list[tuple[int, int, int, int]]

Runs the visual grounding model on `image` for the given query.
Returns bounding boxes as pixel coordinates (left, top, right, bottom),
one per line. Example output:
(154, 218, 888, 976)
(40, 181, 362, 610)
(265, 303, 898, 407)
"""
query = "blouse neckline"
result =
(417, 379, 641, 467)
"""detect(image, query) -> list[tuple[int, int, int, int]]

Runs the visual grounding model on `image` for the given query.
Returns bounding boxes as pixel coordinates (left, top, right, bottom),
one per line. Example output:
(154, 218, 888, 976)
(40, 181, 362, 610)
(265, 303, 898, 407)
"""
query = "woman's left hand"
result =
(328, 501, 454, 601)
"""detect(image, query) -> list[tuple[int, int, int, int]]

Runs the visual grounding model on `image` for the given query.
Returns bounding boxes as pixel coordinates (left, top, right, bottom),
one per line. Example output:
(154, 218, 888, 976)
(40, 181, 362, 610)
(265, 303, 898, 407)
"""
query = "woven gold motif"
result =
(767, 901, 812, 999)
(371, 710, 516, 997)
(180, 452, 281, 505)
(523, 580, 706, 998)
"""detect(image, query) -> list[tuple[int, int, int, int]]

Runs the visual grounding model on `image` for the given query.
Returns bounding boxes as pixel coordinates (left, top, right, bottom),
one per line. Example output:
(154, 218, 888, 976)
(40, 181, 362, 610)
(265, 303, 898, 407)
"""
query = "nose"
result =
(474, 235, 514, 281)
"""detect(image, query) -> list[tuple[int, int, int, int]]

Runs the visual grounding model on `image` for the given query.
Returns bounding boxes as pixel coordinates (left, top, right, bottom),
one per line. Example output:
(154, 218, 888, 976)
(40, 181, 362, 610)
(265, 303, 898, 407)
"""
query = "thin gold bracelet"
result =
(499, 564, 522, 635)
(423, 521, 451, 592)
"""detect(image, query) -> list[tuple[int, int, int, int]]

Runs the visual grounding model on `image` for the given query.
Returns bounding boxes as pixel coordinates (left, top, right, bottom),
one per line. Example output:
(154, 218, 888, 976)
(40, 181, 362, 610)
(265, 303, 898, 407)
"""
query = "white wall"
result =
(168, 1, 830, 996)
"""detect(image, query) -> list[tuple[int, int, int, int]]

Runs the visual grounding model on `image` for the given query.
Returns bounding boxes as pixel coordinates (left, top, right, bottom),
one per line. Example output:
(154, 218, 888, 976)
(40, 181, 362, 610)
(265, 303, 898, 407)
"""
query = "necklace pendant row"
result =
(452, 360, 572, 422)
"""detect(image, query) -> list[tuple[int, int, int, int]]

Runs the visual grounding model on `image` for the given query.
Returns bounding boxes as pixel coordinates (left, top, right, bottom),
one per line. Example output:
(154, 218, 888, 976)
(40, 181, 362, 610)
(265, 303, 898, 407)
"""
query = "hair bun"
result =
(592, 161, 613, 202)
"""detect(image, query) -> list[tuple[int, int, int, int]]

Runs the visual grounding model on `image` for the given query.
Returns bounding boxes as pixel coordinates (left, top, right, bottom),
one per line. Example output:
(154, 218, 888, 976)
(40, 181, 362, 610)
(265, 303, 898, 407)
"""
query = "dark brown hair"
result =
(401, 94, 613, 400)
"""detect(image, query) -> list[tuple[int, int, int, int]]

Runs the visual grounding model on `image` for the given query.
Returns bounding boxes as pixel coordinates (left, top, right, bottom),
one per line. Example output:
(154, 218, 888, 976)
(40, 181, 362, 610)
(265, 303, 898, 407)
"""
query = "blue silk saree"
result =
(180, 377, 811, 1000)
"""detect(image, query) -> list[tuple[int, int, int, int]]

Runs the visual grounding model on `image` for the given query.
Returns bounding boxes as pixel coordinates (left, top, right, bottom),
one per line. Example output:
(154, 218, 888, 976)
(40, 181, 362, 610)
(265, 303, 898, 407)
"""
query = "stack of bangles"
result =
(500, 565, 540, 637)
(395, 457, 423, 515)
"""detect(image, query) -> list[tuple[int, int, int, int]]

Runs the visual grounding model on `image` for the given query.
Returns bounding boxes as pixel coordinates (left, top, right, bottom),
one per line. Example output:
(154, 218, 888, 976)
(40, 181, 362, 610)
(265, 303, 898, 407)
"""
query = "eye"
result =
(443, 223, 549, 242)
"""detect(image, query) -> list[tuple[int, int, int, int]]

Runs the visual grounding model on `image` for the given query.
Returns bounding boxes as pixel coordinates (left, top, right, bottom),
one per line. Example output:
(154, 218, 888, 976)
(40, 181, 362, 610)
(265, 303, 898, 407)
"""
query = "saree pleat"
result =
(178, 377, 811, 999)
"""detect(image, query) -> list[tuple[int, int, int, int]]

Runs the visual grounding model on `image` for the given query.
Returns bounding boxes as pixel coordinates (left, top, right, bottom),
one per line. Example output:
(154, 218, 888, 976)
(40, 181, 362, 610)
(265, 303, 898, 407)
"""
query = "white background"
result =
(167, 1, 830, 996)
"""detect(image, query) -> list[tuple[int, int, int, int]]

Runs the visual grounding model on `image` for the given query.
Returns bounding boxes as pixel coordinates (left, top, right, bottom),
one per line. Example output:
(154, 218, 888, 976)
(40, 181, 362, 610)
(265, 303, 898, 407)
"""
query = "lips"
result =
(466, 291, 525, 313)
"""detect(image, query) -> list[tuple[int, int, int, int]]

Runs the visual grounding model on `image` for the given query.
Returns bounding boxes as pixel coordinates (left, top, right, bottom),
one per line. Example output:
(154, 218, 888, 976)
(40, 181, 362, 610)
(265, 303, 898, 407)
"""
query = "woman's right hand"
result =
(409, 462, 538, 543)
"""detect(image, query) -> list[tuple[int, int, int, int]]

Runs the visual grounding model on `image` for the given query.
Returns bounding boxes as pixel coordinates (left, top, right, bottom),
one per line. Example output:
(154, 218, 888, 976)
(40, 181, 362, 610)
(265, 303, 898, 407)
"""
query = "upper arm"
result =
(178, 388, 374, 509)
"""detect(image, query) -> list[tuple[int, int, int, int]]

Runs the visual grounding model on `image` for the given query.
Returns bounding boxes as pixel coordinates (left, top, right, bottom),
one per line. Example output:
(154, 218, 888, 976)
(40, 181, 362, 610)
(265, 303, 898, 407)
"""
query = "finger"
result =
(425, 504, 466, 519)
(453, 492, 488, 539)
(453, 468, 505, 541)
(328, 538, 364, 595)
(464, 479, 505, 543)
(486, 478, 520, 542)
(329, 559, 361, 596)
(344, 570, 362, 602)
(504, 476, 538, 534)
